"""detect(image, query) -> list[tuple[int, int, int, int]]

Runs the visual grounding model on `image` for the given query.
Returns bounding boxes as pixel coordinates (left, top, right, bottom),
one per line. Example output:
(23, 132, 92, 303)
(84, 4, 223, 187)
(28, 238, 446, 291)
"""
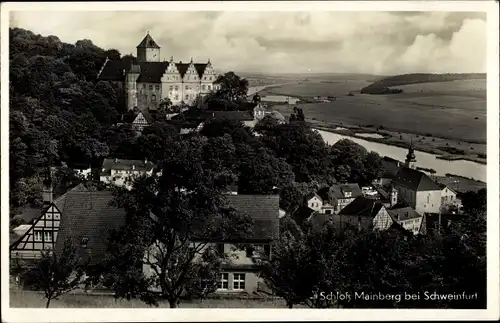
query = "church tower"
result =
(136, 32, 161, 63)
(404, 140, 417, 169)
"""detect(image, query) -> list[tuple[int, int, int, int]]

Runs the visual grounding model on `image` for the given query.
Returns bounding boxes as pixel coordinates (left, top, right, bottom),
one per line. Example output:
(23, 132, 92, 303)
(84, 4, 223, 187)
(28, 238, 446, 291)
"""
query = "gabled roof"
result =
(135, 109, 155, 125)
(12, 183, 87, 225)
(193, 195, 280, 241)
(97, 59, 208, 83)
(387, 206, 422, 221)
(305, 191, 322, 202)
(393, 167, 441, 191)
(137, 33, 160, 49)
(101, 158, 156, 172)
(338, 196, 384, 218)
(290, 205, 316, 227)
(226, 195, 280, 241)
(178, 110, 254, 122)
(317, 187, 330, 203)
(54, 190, 126, 265)
(10, 184, 89, 248)
(136, 62, 169, 83)
(194, 63, 208, 77)
(329, 183, 363, 199)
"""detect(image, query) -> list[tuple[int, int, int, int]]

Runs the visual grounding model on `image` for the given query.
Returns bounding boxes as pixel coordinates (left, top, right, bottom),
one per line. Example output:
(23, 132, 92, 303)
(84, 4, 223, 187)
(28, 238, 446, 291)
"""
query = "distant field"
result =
(263, 79, 486, 143)
(10, 290, 300, 308)
(261, 81, 371, 97)
(393, 79, 486, 94)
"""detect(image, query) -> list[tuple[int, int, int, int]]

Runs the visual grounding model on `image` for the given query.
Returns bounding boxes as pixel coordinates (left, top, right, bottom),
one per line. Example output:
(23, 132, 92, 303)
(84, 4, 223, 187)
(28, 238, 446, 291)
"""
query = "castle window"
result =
(185, 94, 189, 100)
(208, 85, 212, 90)
(169, 86, 173, 91)
(185, 85, 189, 90)
(209, 77, 213, 81)
(175, 95, 179, 100)
(175, 86, 179, 91)
(202, 85, 206, 90)
(149, 85, 153, 90)
(155, 85, 160, 91)
(152, 94, 156, 102)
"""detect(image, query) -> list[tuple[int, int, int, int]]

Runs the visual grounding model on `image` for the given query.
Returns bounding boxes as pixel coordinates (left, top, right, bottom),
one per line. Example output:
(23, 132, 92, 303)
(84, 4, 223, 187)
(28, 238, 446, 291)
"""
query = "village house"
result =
(376, 144, 461, 216)
(117, 107, 156, 132)
(439, 184, 462, 212)
(10, 183, 89, 264)
(100, 158, 156, 189)
(97, 33, 221, 109)
(336, 188, 425, 235)
(309, 183, 363, 215)
(12, 179, 280, 296)
(392, 167, 443, 215)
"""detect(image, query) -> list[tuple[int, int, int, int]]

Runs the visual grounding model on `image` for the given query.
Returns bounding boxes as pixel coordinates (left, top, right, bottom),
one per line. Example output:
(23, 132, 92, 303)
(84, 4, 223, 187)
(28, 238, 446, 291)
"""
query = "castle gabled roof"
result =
(98, 60, 209, 83)
(137, 33, 160, 49)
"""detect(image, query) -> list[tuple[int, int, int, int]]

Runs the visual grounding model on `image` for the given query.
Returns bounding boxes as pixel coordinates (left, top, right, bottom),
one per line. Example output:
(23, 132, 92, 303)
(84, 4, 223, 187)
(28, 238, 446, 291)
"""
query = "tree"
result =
(260, 123, 333, 183)
(259, 227, 317, 308)
(24, 239, 89, 308)
(213, 71, 249, 104)
(158, 97, 173, 114)
(238, 148, 295, 194)
(254, 115, 280, 134)
(98, 137, 253, 308)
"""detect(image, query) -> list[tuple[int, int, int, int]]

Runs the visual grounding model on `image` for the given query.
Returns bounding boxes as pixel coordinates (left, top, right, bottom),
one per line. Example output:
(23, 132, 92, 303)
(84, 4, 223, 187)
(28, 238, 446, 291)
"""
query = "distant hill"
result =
(360, 73, 487, 95)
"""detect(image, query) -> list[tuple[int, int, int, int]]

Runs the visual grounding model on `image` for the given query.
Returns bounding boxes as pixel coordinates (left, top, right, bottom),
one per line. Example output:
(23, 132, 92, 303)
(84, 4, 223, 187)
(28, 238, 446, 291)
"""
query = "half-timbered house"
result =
(10, 184, 88, 264)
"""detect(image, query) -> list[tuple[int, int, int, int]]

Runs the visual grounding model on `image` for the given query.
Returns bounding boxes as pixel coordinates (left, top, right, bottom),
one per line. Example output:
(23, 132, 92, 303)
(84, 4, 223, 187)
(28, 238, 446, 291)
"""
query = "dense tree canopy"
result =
(9, 28, 121, 214)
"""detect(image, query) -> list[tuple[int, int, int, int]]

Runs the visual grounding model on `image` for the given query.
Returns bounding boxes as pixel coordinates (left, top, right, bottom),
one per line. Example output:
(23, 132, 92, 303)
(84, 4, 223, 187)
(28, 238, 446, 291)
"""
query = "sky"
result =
(10, 11, 487, 75)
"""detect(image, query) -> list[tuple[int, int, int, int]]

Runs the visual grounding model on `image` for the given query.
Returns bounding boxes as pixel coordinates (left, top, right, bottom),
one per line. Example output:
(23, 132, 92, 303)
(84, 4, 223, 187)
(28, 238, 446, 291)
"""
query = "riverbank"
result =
(310, 121, 486, 165)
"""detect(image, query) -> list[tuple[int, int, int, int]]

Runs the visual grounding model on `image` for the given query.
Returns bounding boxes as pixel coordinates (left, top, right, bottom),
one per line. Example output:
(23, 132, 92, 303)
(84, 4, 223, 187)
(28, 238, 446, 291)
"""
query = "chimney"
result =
(132, 165, 135, 170)
(42, 168, 54, 207)
(144, 158, 148, 165)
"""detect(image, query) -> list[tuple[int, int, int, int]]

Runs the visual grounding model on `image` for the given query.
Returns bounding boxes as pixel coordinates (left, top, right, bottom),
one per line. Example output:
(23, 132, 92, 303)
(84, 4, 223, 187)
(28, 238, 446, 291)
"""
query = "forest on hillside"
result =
(360, 73, 487, 94)
(9, 27, 128, 214)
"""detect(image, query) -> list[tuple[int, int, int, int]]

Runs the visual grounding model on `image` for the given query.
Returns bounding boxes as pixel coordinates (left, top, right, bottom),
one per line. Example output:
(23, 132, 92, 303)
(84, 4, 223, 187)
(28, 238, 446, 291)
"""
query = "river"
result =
(248, 86, 486, 182)
(315, 129, 486, 182)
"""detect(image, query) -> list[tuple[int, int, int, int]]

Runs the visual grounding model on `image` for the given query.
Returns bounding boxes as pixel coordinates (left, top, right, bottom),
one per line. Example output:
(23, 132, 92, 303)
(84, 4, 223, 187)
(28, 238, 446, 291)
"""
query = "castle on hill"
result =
(97, 32, 221, 110)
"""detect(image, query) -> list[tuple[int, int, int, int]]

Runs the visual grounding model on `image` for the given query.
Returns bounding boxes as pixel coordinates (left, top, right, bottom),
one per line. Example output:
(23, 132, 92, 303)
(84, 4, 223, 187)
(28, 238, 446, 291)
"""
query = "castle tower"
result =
(125, 64, 141, 110)
(136, 32, 161, 63)
(404, 140, 417, 169)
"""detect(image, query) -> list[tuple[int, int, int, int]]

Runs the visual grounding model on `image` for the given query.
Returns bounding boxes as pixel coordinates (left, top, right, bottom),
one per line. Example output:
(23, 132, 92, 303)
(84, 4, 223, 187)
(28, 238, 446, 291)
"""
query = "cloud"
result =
(9, 11, 486, 75)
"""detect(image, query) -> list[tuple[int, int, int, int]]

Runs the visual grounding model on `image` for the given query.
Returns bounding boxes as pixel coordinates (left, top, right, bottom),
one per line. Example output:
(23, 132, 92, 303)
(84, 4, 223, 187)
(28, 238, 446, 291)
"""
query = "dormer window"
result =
(344, 192, 352, 198)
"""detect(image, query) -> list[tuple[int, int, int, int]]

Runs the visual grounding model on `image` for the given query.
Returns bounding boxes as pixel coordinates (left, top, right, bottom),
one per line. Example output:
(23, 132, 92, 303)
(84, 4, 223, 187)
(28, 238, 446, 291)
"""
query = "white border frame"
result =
(1, 1, 498, 321)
